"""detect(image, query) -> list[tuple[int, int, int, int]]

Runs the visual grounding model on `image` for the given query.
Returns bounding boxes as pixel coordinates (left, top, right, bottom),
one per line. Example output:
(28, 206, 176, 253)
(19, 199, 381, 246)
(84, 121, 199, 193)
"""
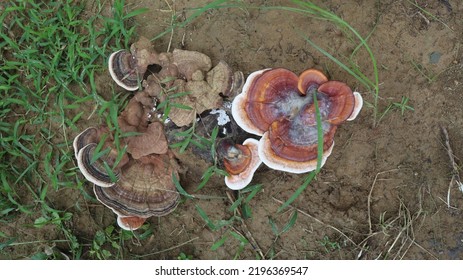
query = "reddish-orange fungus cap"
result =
(297, 69, 328, 95)
(318, 81, 355, 125)
(221, 142, 253, 176)
(117, 216, 146, 231)
(232, 68, 362, 173)
(220, 138, 262, 190)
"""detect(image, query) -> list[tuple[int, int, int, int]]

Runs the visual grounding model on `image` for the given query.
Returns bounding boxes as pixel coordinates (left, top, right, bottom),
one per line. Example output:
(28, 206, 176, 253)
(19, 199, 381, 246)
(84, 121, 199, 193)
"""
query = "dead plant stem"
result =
(368, 169, 400, 234)
(440, 125, 463, 208)
(271, 197, 358, 248)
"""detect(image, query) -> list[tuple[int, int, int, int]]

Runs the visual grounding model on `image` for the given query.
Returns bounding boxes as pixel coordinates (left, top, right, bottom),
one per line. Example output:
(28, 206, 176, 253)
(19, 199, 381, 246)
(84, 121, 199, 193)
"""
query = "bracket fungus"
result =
(73, 127, 128, 188)
(217, 138, 262, 190)
(232, 68, 363, 174)
(117, 216, 147, 231)
(109, 37, 244, 128)
(108, 37, 160, 91)
(74, 89, 179, 230)
(207, 61, 245, 98)
(93, 153, 180, 230)
(108, 50, 140, 91)
(172, 49, 212, 81)
(74, 126, 179, 230)
(116, 98, 169, 159)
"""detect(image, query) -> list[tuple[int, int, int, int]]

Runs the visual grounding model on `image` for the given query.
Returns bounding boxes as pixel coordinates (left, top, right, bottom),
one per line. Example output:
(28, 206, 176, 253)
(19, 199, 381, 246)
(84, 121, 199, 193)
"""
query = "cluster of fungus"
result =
(74, 37, 244, 230)
(220, 68, 363, 190)
(74, 36, 364, 226)
(73, 99, 180, 230)
(108, 37, 243, 127)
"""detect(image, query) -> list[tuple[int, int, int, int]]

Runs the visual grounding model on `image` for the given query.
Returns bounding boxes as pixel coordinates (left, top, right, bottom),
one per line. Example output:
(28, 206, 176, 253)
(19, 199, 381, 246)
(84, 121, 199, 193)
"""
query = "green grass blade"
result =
(280, 210, 298, 234)
(228, 196, 244, 213)
(123, 8, 149, 19)
(172, 173, 194, 199)
(210, 234, 228, 251)
(196, 166, 215, 191)
(195, 204, 217, 231)
(302, 34, 374, 91)
(268, 217, 279, 236)
(277, 92, 323, 212)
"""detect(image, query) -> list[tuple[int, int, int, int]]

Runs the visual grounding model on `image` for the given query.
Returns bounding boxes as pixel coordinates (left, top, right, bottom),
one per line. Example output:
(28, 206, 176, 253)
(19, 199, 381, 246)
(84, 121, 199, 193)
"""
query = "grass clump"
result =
(0, 0, 146, 259)
(377, 96, 414, 123)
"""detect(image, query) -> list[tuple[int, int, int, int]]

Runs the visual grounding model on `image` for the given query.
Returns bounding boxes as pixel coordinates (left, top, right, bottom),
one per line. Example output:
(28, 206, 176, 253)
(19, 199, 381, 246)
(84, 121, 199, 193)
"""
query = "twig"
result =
(164, 0, 175, 52)
(416, 11, 430, 25)
(440, 125, 463, 208)
(409, 239, 438, 259)
(437, 196, 458, 210)
(8, 240, 71, 246)
(368, 169, 400, 234)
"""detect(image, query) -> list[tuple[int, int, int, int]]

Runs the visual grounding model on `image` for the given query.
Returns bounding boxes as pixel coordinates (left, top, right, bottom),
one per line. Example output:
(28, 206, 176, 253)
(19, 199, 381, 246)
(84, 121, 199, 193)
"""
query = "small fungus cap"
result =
(117, 216, 147, 231)
(108, 50, 140, 91)
(73, 127, 127, 188)
(77, 143, 120, 188)
(347, 92, 363, 121)
(219, 138, 262, 190)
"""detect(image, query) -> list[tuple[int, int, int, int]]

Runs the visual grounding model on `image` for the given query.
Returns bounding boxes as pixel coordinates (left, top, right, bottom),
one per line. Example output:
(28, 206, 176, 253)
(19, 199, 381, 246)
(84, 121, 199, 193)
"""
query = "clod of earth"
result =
(231, 68, 363, 174)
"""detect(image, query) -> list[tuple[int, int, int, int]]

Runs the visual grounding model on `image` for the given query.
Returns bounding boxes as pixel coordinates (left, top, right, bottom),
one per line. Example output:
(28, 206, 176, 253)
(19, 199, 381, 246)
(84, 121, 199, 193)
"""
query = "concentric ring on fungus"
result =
(74, 123, 178, 230)
(232, 68, 363, 174)
(93, 153, 180, 230)
(108, 50, 140, 91)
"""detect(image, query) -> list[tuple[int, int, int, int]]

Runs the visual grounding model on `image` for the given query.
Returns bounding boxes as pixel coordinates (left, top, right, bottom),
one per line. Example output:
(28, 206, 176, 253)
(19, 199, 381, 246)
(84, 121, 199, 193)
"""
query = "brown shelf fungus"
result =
(108, 37, 160, 91)
(74, 94, 178, 230)
(218, 138, 262, 190)
(172, 49, 212, 81)
(232, 68, 363, 174)
(108, 50, 141, 91)
(207, 61, 244, 98)
(126, 122, 168, 159)
(93, 153, 180, 231)
(73, 127, 128, 188)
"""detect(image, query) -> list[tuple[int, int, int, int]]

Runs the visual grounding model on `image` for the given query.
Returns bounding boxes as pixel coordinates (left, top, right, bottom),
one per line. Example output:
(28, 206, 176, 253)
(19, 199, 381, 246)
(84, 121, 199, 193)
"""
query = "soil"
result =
(3, 0, 463, 260)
